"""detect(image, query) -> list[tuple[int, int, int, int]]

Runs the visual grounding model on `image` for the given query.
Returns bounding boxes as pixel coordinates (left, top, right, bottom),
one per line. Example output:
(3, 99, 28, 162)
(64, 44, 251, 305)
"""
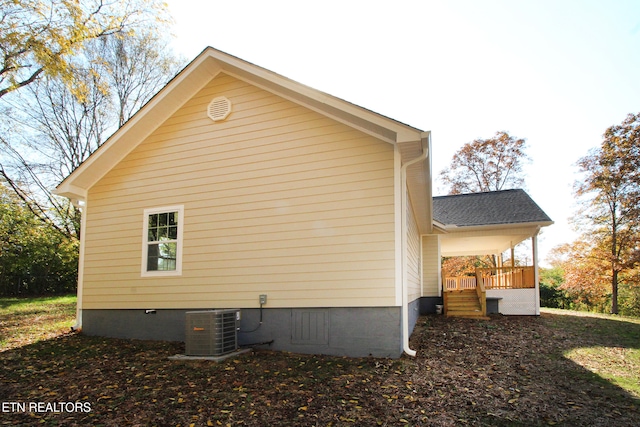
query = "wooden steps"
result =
(444, 290, 489, 319)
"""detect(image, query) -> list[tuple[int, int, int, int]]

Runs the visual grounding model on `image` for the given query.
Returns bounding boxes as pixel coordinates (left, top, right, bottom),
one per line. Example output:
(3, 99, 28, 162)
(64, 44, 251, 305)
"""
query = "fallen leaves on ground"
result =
(1, 313, 638, 426)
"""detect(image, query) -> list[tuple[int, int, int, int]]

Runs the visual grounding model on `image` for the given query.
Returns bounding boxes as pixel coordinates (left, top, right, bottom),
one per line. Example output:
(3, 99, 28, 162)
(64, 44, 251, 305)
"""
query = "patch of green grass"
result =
(0, 294, 76, 351)
(541, 308, 640, 398)
(564, 346, 640, 397)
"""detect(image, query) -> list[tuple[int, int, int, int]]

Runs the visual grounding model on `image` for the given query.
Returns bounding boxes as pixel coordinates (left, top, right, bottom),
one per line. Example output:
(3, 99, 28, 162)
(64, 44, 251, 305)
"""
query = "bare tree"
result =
(93, 31, 183, 127)
(440, 131, 529, 195)
(0, 31, 183, 240)
(439, 131, 531, 271)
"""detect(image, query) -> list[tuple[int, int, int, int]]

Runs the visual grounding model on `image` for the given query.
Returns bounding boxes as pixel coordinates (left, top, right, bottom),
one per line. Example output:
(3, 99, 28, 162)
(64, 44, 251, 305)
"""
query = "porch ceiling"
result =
(438, 225, 541, 257)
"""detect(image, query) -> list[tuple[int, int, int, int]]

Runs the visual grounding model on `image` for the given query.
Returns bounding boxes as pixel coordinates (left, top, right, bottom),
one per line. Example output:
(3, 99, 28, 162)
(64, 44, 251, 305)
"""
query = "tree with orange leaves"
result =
(570, 113, 640, 314)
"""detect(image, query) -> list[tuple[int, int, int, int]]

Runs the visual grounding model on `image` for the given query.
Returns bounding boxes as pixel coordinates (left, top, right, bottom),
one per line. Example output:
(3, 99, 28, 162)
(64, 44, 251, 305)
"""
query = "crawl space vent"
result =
(207, 96, 232, 122)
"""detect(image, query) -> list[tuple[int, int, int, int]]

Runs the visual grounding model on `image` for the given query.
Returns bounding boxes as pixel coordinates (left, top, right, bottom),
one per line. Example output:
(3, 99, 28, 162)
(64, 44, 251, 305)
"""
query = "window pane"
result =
(149, 213, 158, 229)
(158, 242, 177, 258)
(168, 225, 178, 240)
(159, 213, 168, 227)
(168, 212, 177, 226)
(147, 243, 159, 271)
(158, 226, 168, 240)
(164, 258, 176, 271)
(148, 228, 158, 241)
(156, 242, 177, 271)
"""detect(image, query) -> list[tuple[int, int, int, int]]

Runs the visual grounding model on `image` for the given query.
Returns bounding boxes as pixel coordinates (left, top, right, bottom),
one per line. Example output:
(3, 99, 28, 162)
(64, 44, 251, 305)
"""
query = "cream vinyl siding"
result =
(82, 73, 396, 309)
(422, 235, 441, 296)
(406, 196, 421, 302)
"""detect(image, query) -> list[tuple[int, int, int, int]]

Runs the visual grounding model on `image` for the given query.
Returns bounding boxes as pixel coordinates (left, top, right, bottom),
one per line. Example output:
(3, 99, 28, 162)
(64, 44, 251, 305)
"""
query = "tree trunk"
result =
(611, 212, 618, 315)
(611, 269, 619, 314)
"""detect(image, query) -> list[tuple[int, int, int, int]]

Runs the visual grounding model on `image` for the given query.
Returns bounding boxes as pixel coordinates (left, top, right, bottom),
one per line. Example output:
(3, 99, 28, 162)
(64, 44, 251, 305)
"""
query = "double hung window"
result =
(142, 206, 184, 276)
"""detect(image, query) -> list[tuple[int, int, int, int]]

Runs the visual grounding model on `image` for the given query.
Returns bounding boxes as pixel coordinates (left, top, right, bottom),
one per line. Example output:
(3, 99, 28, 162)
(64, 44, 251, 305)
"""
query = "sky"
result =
(164, 0, 640, 265)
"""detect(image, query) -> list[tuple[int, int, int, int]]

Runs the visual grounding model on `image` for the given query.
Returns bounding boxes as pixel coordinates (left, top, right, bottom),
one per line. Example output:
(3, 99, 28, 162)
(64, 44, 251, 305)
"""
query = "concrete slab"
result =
(168, 348, 251, 362)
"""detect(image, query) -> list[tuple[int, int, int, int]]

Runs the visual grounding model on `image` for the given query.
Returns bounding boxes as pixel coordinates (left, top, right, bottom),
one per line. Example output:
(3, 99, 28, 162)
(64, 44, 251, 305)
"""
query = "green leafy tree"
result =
(539, 266, 571, 309)
(619, 282, 640, 317)
(0, 183, 78, 295)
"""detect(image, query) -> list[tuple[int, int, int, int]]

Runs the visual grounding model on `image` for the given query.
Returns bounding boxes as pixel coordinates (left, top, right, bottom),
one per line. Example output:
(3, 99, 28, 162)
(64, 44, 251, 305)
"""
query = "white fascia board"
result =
(440, 220, 554, 233)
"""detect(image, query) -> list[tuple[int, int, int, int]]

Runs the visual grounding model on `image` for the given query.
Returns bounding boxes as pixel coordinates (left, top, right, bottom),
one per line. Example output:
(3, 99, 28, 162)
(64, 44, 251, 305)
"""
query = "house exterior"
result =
(55, 48, 551, 358)
(55, 47, 432, 358)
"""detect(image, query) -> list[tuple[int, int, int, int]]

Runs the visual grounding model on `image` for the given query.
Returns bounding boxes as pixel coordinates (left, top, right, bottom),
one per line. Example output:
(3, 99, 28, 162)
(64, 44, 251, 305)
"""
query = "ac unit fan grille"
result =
(185, 310, 239, 357)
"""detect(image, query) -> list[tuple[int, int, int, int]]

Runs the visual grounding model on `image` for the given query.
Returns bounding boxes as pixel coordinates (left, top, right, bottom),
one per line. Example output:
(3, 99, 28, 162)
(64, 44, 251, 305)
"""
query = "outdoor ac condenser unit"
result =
(185, 309, 240, 357)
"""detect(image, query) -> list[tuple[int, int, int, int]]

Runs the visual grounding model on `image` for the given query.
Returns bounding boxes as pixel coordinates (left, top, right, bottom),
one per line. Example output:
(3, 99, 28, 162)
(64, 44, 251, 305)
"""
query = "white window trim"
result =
(141, 205, 184, 277)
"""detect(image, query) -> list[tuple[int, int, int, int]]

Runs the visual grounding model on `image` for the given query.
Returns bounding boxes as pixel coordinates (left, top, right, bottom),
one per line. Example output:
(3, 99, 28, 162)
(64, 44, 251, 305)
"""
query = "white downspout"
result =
(400, 133, 429, 357)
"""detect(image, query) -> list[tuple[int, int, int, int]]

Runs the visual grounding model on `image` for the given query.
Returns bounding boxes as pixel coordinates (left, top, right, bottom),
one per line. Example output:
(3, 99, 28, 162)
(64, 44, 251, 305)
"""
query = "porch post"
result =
(532, 228, 541, 315)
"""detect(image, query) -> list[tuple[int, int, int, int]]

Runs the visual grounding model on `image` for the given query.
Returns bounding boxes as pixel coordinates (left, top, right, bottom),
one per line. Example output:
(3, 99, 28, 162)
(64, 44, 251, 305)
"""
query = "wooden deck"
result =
(443, 267, 535, 318)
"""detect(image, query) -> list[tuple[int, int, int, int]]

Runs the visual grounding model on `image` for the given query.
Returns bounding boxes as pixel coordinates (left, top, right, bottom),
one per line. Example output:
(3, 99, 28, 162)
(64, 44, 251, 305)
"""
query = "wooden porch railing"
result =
(475, 268, 486, 316)
(444, 276, 477, 291)
(477, 266, 535, 289)
(444, 267, 535, 291)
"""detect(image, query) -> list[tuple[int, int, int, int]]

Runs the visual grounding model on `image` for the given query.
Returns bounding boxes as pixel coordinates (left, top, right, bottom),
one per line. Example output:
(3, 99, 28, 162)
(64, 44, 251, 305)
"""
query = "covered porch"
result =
(432, 189, 553, 318)
(444, 266, 537, 317)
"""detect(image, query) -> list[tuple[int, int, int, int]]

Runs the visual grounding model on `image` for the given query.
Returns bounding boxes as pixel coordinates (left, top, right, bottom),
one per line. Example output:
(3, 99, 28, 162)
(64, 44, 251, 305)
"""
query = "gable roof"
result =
(433, 189, 553, 228)
(55, 46, 432, 232)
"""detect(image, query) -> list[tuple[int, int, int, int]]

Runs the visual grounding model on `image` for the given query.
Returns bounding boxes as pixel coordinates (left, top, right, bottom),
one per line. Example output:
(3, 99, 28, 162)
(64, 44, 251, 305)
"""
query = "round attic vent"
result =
(207, 96, 232, 122)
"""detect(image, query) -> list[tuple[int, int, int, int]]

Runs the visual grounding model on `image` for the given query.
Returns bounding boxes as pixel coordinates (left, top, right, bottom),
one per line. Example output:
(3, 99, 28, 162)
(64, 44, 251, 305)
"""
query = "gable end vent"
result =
(207, 96, 232, 122)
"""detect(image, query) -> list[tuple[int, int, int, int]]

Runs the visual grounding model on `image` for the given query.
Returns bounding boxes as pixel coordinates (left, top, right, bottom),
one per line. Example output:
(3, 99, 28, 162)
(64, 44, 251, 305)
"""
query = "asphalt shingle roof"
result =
(433, 189, 552, 227)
